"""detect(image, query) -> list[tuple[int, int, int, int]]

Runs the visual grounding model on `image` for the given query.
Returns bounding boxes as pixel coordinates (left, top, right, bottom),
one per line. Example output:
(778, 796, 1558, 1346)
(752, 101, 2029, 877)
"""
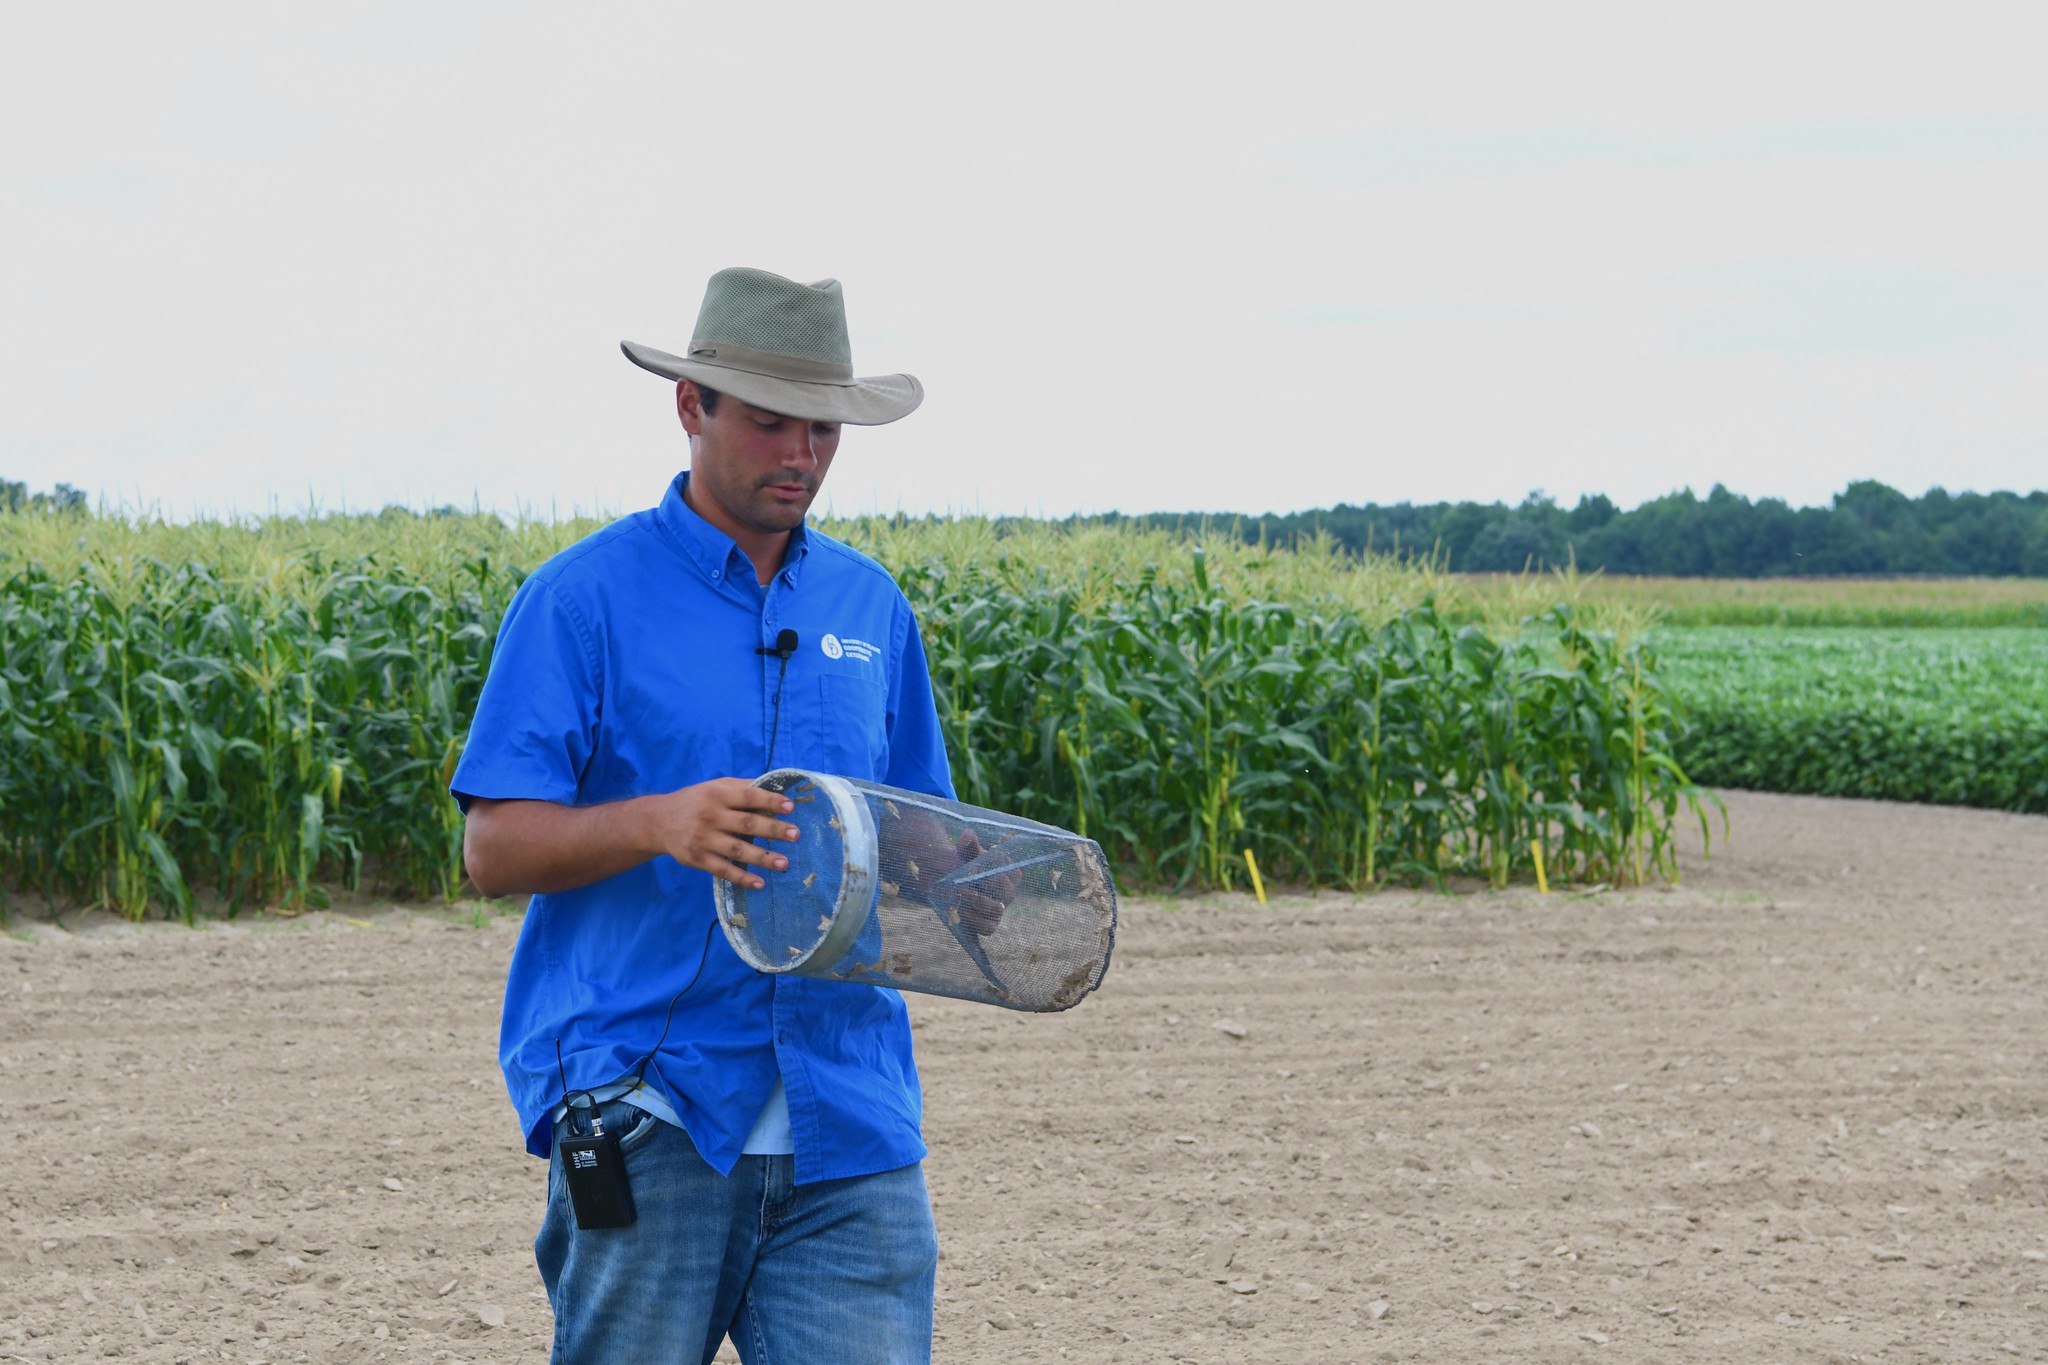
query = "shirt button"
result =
(776, 1031, 788, 1044)
(711, 568, 722, 580)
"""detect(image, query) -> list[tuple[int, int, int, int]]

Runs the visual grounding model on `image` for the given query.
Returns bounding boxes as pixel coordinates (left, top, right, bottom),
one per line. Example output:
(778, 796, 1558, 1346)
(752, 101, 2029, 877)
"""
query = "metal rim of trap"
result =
(712, 768, 878, 977)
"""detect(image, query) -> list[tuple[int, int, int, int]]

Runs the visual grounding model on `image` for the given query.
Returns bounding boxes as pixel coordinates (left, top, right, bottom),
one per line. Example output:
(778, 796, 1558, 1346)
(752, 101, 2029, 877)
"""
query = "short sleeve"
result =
(881, 606, 957, 802)
(449, 576, 602, 812)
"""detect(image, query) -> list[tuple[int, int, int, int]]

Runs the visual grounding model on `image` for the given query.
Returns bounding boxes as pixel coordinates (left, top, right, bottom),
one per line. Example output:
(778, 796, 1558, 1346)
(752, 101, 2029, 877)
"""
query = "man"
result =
(452, 267, 959, 1363)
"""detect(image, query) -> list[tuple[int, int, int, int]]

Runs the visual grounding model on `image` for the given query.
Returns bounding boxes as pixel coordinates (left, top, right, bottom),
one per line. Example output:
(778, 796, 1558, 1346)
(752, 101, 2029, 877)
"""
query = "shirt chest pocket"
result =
(816, 673, 888, 780)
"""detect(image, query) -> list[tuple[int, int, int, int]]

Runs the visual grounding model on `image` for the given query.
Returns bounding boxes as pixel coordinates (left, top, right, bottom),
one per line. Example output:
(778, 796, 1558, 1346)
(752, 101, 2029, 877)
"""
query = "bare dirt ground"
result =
(3, 789, 2046, 1364)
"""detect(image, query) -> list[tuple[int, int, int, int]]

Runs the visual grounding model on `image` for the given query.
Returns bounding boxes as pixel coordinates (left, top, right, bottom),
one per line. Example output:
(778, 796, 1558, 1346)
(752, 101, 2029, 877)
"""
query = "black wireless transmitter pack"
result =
(558, 1106, 636, 1230)
(549, 920, 721, 1233)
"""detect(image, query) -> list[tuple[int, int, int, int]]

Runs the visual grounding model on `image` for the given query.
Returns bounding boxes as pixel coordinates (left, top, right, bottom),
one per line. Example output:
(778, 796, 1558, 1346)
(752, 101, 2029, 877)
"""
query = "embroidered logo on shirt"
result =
(820, 633, 880, 664)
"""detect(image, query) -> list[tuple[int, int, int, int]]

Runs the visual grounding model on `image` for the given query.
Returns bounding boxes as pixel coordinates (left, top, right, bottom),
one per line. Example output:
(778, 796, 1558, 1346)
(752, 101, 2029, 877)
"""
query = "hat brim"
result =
(621, 341, 923, 426)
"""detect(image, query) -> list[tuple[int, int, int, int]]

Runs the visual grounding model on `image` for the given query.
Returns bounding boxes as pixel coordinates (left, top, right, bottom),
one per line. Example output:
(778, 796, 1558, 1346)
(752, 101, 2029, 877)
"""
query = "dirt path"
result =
(3, 790, 2045, 1363)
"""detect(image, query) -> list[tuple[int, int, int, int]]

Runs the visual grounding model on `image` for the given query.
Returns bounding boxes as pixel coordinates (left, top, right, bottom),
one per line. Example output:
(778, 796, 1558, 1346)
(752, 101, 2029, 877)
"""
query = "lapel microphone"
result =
(756, 629, 800, 766)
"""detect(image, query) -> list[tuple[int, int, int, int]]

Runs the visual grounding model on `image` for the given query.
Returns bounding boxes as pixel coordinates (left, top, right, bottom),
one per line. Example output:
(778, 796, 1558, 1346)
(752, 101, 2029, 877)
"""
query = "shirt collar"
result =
(658, 472, 812, 592)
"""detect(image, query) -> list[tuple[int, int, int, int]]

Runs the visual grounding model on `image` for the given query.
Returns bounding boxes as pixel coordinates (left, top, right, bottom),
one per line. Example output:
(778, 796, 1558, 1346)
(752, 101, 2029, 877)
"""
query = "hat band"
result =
(682, 339, 857, 387)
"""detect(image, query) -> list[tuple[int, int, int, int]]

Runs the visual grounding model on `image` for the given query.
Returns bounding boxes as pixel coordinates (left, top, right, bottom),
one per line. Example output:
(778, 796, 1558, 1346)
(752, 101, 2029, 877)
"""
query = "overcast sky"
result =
(4, 2, 2044, 521)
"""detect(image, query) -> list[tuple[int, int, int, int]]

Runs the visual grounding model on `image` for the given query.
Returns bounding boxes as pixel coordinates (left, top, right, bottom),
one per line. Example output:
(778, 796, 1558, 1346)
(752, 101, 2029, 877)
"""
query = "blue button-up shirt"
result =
(451, 473, 957, 1184)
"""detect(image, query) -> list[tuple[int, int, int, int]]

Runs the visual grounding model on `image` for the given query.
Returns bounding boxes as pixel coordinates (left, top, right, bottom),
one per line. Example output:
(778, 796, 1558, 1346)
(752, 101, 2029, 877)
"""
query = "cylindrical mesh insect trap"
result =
(712, 770, 1118, 1011)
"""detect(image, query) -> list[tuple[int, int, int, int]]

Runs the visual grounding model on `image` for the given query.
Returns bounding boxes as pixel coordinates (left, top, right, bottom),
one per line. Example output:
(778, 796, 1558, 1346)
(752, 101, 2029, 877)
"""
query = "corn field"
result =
(1, 507, 1715, 920)
(911, 546, 1715, 895)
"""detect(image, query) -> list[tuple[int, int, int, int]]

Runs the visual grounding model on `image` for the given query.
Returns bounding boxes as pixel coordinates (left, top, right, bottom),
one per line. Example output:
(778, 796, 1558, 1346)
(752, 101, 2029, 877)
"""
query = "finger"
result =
(722, 782, 798, 816)
(956, 826, 984, 860)
(723, 836, 790, 872)
(724, 810, 803, 842)
(955, 887, 1003, 916)
(954, 890, 1005, 934)
(695, 852, 767, 890)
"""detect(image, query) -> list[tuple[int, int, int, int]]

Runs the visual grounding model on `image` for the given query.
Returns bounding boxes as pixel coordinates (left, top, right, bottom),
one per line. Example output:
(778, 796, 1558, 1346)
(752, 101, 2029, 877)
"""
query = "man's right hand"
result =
(638, 778, 803, 890)
(461, 779, 801, 898)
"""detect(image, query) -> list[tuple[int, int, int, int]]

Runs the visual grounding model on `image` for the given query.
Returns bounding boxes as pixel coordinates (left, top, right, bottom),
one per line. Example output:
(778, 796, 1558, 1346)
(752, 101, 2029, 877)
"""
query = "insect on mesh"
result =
(713, 769, 1118, 1012)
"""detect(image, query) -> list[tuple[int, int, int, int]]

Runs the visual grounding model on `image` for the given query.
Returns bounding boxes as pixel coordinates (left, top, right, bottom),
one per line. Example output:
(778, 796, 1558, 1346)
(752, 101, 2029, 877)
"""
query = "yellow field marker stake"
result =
(1531, 840, 1549, 895)
(1243, 849, 1269, 906)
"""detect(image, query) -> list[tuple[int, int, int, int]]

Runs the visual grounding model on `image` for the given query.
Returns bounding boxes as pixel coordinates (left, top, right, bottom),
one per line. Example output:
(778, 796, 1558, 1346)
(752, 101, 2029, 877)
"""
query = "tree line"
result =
(1096, 481, 2048, 577)
(10, 475, 2047, 576)
(1, 480, 87, 516)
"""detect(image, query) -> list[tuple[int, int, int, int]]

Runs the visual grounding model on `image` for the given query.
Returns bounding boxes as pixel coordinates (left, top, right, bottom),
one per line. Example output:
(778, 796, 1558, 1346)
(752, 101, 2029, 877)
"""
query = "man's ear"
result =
(676, 379, 704, 436)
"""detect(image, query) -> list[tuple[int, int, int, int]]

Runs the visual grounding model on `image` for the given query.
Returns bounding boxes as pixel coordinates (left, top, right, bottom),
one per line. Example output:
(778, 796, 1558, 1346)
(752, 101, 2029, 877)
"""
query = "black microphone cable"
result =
(555, 912, 719, 1137)
(754, 628, 800, 768)
(552, 626, 799, 1134)
(549, 627, 798, 1148)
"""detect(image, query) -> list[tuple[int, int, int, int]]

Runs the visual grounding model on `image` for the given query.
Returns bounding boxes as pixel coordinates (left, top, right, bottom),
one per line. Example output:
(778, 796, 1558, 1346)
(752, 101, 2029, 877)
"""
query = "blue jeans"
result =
(535, 1096, 938, 1364)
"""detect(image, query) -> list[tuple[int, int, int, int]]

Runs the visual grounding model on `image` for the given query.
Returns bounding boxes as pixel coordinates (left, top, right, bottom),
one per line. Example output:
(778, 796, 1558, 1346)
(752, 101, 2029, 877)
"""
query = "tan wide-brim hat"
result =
(623, 267, 923, 425)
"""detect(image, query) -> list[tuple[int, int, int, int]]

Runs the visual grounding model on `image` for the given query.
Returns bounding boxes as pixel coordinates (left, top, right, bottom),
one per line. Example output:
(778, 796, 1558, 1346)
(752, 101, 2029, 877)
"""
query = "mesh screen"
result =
(714, 770, 1118, 1013)
(692, 268, 853, 364)
(717, 770, 872, 974)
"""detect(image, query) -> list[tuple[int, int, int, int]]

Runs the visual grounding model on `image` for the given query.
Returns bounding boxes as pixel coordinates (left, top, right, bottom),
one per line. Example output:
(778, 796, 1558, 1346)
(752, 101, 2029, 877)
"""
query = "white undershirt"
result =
(742, 1077, 794, 1154)
(548, 1076, 792, 1157)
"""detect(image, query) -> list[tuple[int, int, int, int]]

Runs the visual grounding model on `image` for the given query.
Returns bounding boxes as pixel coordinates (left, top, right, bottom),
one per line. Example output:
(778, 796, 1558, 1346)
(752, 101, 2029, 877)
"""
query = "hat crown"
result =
(691, 267, 853, 368)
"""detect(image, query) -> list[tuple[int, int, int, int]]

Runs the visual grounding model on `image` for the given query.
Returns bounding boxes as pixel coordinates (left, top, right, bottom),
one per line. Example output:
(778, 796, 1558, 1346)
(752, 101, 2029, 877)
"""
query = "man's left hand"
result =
(883, 813, 1022, 935)
(945, 826, 1023, 935)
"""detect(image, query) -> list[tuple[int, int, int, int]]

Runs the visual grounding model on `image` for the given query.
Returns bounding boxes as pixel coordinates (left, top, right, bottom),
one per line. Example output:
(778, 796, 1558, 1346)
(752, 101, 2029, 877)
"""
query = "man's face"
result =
(677, 381, 842, 540)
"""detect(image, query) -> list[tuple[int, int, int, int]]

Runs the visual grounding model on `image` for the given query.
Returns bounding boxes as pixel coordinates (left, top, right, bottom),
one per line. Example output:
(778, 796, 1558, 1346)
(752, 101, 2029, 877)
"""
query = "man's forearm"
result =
(462, 796, 658, 898)
(461, 780, 802, 899)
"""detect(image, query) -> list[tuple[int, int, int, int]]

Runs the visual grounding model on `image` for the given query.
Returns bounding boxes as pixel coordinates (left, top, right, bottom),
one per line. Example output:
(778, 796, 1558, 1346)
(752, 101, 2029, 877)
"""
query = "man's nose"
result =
(779, 427, 823, 468)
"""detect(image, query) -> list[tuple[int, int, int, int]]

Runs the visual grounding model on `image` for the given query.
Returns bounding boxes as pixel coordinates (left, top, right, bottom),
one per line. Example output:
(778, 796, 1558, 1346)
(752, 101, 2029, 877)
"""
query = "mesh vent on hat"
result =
(692, 268, 853, 365)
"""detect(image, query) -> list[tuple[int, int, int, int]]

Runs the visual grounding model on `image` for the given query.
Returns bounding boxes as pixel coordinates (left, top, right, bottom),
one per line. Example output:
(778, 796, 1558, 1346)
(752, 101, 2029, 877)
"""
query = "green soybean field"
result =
(1660, 627, 2048, 814)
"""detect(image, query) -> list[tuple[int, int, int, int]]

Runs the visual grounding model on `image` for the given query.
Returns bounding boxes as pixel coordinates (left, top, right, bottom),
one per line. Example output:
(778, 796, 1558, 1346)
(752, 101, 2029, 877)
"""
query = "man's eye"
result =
(754, 420, 783, 431)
